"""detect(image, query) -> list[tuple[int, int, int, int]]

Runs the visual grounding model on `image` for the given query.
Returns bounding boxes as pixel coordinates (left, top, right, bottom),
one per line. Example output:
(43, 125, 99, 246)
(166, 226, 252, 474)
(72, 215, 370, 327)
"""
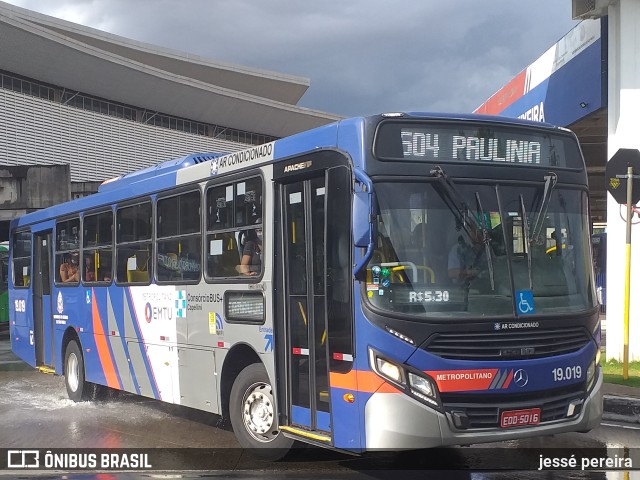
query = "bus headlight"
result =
(586, 358, 597, 391)
(374, 356, 405, 385)
(409, 372, 438, 406)
(369, 348, 441, 408)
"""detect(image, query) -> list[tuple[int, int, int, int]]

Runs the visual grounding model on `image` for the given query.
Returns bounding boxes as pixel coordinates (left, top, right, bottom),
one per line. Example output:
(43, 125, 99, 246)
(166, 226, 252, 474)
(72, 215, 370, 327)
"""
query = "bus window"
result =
(83, 210, 113, 283)
(366, 182, 594, 317)
(55, 218, 80, 285)
(11, 231, 31, 288)
(592, 232, 606, 311)
(156, 189, 201, 283)
(205, 177, 262, 279)
(116, 201, 152, 284)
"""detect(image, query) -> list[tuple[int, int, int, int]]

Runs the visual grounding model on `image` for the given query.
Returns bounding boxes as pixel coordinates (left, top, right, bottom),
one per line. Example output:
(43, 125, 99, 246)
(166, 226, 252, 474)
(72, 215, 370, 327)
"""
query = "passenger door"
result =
(274, 151, 353, 445)
(32, 231, 53, 368)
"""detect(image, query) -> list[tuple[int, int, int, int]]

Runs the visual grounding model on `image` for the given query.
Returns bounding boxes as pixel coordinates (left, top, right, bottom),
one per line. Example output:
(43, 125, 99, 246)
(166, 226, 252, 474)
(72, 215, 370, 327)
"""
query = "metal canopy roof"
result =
(0, 1, 342, 138)
(569, 109, 607, 224)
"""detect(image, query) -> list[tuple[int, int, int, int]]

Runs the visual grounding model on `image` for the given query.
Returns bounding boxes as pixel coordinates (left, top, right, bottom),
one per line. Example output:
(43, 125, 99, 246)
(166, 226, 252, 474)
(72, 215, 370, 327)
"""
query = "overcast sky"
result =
(4, 1, 579, 117)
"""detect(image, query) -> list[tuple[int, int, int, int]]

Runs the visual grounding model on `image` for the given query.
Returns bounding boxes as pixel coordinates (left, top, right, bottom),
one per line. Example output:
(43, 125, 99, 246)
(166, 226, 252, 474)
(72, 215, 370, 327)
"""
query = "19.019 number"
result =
(552, 365, 582, 382)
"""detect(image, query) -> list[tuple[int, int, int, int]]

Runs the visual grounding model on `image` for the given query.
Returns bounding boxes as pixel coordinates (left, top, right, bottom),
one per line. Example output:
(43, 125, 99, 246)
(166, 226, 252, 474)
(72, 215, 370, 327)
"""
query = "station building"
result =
(476, 0, 640, 362)
(0, 1, 341, 239)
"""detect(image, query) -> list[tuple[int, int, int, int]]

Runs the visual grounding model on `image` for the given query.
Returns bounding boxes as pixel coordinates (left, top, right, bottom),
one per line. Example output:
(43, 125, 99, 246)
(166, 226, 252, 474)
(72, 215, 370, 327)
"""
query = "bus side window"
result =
(207, 233, 239, 278)
(126, 250, 149, 283)
(11, 231, 31, 289)
(205, 177, 262, 280)
(116, 200, 152, 284)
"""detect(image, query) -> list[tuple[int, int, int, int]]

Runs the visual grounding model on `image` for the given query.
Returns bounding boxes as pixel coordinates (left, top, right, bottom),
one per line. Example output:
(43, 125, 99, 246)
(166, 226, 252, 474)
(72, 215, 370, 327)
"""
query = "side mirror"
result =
(352, 190, 370, 248)
(352, 169, 375, 277)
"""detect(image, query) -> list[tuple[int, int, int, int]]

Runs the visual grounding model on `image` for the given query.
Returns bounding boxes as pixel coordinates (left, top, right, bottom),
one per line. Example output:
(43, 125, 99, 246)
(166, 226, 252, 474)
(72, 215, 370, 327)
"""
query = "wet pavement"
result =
(599, 315, 640, 425)
(1, 337, 640, 479)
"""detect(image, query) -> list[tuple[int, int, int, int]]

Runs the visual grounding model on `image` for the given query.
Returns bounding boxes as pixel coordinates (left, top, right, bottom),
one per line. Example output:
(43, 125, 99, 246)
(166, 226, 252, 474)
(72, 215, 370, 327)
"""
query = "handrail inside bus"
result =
(352, 168, 375, 278)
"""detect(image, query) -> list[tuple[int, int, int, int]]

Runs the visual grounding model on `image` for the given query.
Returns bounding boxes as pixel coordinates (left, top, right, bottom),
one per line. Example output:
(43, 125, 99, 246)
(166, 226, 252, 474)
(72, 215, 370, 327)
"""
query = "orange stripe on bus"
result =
(330, 370, 400, 394)
(92, 291, 119, 389)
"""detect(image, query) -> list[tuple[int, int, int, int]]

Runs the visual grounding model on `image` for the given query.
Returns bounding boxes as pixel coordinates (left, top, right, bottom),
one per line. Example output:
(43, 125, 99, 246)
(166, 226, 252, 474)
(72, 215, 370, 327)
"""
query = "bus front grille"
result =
(441, 384, 585, 430)
(424, 326, 591, 360)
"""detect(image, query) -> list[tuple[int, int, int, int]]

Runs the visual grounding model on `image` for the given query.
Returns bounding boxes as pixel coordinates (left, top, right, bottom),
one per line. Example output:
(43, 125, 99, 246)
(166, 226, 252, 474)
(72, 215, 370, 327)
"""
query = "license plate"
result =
(500, 408, 541, 428)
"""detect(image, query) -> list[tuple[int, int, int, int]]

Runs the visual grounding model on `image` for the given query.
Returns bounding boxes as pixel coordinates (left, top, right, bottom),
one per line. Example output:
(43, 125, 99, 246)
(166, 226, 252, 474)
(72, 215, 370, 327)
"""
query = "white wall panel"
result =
(0, 89, 250, 182)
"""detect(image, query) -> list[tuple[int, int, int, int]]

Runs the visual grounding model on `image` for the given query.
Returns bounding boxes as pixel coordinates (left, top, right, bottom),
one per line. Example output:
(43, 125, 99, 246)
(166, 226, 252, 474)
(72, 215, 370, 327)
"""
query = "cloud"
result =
(4, 0, 578, 117)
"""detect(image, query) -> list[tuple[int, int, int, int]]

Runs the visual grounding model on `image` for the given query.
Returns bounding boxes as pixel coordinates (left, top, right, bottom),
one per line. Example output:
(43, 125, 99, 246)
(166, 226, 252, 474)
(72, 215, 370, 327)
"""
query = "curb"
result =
(603, 394, 640, 424)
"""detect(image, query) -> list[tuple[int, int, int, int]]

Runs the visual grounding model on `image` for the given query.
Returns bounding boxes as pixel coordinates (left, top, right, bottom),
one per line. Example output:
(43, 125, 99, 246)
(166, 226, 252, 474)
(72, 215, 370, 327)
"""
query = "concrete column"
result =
(606, 0, 640, 361)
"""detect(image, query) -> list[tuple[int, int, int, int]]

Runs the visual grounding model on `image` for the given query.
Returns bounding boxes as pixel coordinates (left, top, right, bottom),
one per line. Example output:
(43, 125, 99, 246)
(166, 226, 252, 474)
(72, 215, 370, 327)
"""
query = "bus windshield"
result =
(365, 179, 596, 318)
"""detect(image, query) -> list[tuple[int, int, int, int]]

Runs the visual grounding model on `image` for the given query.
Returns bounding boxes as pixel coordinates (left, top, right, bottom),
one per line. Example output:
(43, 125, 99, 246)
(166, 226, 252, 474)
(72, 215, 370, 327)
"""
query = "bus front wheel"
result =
(64, 340, 90, 402)
(229, 363, 293, 460)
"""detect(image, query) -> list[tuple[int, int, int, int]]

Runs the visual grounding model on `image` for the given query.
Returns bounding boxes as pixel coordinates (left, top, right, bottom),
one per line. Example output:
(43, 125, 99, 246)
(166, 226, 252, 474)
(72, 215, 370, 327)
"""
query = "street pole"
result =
(624, 165, 632, 380)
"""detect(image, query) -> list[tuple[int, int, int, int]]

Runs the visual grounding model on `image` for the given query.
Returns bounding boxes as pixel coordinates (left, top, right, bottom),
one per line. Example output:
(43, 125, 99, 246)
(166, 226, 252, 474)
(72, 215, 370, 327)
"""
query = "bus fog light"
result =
(409, 373, 435, 399)
(567, 399, 582, 417)
(376, 357, 404, 384)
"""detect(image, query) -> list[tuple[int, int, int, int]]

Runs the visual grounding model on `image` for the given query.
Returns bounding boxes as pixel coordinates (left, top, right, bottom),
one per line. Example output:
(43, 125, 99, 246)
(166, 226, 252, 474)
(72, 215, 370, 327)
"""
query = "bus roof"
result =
(98, 152, 225, 193)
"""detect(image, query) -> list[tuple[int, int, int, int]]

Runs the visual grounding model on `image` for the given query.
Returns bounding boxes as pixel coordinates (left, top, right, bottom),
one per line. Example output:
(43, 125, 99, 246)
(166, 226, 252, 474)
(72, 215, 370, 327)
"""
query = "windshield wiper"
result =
(430, 166, 481, 240)
(520, 194, 533, 290)
(475, 192, 495, 290)
(431, 166, 495, 290)
(530, 172, 557, 243)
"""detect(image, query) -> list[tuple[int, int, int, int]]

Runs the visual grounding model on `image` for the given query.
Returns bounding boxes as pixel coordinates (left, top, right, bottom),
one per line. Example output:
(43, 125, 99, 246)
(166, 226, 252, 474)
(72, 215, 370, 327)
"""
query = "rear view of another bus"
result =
(0, 241, 9, 335)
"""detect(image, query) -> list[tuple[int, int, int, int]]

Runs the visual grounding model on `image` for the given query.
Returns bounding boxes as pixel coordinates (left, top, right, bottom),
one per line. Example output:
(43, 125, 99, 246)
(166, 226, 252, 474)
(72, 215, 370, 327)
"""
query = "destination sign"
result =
(375, 121, 581, 168)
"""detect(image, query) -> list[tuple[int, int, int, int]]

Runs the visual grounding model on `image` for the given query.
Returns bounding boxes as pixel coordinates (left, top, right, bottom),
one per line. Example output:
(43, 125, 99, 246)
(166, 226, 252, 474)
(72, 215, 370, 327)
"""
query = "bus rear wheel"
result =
(64, 340, 90, 402)
(229, 363, 293, 460)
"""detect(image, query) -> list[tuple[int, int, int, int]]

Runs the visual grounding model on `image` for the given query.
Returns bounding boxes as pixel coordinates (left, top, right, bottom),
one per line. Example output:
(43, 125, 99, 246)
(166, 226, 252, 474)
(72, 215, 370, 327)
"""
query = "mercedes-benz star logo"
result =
(513, 368, 529, 387)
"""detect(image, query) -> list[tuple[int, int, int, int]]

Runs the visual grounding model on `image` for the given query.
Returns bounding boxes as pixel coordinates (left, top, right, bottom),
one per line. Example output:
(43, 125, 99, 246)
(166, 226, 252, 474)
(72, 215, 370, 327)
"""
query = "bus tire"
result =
(64, 340, 89, 402)
(229, 363, 293, 460)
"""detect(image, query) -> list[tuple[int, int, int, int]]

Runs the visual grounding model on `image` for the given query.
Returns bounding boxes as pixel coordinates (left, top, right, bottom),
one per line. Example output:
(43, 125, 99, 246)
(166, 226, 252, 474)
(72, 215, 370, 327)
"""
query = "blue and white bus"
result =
(9, 113, 602, 458)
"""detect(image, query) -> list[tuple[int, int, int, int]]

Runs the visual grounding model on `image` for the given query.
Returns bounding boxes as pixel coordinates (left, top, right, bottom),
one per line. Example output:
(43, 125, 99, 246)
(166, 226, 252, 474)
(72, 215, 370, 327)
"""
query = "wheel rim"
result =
(241, 381, 278, 443)
(67, 352, 79, 392)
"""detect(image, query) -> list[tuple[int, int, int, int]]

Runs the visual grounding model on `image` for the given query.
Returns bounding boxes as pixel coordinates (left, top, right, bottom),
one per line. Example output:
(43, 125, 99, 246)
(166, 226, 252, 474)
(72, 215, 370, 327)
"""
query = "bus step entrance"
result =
(279, 425, 331, 443)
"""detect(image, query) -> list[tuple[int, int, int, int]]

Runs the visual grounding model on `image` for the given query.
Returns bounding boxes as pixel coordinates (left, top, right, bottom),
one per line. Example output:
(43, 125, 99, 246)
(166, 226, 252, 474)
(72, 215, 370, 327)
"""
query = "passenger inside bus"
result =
(84, 256, 95, 282)
(410, 222, 428, 248)
(100, 255, 112, 282)
(60, 253, 80, 283)
(239, 220, 262, 276)
(448, 227, 486, 284)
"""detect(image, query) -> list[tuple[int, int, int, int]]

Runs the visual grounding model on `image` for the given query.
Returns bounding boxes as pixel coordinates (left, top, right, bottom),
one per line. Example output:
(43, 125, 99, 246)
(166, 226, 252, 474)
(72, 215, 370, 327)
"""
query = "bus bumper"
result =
(364, 373, 603, 450)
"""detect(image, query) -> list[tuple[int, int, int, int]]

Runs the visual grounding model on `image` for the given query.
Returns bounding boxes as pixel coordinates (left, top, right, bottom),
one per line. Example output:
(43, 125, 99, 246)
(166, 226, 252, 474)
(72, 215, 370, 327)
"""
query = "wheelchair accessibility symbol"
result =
(516, 290, 535, 315)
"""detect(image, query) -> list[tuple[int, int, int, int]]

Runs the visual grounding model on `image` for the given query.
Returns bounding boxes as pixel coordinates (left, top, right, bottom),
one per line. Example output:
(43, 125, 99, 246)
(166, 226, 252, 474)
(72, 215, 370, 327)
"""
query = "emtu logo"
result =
(7, 450, 40, 468)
